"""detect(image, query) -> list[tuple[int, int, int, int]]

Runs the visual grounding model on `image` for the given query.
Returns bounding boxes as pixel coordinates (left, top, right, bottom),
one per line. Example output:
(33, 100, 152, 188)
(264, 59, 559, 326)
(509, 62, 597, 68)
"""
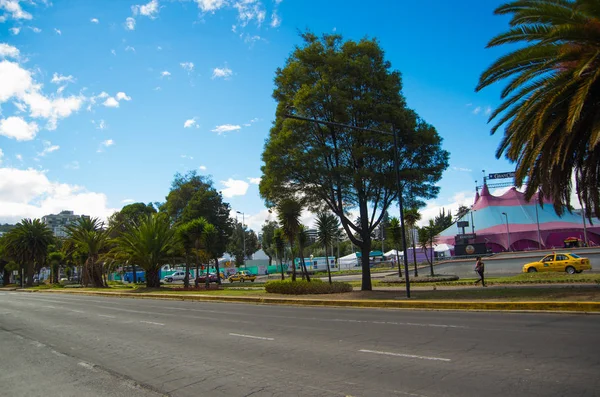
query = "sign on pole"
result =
(488, 172, 515, 180)
(455, 233, 476, 241)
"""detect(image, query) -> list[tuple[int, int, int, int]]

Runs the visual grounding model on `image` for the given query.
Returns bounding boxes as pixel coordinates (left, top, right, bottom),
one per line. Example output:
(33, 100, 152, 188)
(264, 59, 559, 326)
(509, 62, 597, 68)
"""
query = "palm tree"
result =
(273, 228, 286, 280)
(177, 218, 208, 288)
(387, 217, 403, 278)
(403, 208, 421, 277)
(111, 213, 180, 288)
(276, 199, 302, 281)
(65, 217, 111, 287)
(315, 212, 339, 284)
(3, 219, 54, 287)
(477, 0, 600, 218)
(296, 225, 311, 281)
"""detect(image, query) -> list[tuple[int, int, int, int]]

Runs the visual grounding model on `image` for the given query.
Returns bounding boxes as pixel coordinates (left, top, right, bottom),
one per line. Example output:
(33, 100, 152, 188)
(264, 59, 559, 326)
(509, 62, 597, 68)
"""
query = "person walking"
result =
(474, 256, 486, 287)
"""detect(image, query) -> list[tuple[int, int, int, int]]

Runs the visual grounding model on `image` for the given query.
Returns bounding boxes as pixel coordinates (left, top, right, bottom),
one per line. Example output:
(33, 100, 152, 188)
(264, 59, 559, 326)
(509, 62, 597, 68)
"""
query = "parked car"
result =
(522, 253, 591, 274)
(163, 271, 191, 283)
(228, 270, 256, 283)
(196, 273, 219, 283)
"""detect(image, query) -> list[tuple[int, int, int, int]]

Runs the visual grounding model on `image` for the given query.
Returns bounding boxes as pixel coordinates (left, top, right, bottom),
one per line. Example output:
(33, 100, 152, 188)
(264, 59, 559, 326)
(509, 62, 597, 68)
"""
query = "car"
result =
(522, 253, 592, 274)
(196, 273, 219, 284)
(228, 270, 257, 283)
(163, 271, 191, 283)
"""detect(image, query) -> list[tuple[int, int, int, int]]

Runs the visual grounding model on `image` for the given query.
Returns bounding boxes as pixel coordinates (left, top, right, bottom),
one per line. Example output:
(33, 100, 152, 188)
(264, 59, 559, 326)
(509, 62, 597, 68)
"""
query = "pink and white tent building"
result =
(437, 184, 600, 252)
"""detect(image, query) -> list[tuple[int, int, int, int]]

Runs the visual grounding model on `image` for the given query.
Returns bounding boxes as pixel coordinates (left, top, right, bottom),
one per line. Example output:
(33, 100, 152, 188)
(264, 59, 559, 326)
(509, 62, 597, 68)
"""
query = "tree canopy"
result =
(260, 33, 449, 290)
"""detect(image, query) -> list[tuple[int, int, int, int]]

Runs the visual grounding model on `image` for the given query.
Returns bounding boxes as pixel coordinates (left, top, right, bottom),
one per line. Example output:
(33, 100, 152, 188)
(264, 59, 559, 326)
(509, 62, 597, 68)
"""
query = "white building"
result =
(42, 210, 89, 238)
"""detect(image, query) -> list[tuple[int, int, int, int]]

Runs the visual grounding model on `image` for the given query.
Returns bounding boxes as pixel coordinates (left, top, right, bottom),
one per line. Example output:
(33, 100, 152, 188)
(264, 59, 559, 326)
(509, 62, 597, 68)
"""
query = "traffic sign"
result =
(488, 172, 515, 180)
(456, 221, 469, 228)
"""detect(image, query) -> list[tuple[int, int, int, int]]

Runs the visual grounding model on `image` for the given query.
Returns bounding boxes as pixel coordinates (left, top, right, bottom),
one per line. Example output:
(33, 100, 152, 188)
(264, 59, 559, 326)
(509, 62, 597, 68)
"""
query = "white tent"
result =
(338, 253, 360, 269)
(434, 243, 454, 258)
(384, 249, 404, 258)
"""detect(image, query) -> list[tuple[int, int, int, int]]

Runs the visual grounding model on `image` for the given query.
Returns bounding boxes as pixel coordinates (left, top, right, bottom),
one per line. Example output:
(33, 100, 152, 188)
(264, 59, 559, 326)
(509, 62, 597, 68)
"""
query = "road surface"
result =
(1, 291, 599, 396)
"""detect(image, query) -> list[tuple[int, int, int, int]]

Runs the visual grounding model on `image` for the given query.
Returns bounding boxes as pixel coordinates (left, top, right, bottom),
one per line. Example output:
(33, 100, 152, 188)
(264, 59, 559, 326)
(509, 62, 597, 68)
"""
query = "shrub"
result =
(265, 279, 353, 295)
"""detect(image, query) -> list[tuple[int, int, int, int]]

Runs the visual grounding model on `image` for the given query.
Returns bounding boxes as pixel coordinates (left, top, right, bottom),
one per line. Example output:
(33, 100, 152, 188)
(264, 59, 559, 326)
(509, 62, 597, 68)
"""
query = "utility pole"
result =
(236, 211, 246, 269)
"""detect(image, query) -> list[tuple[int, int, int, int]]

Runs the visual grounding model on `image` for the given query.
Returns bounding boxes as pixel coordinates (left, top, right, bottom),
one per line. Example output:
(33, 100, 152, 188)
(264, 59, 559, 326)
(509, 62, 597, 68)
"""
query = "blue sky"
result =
(0, 0, 527, 230)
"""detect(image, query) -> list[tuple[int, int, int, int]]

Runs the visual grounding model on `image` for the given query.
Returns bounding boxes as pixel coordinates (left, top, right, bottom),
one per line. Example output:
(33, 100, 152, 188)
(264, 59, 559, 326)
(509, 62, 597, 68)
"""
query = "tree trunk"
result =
(25, 261, 34, 287)
(429, 235, 435, 277)
(412, 237, 418, 277)
(359, 242, 372, 291)
(279, 258, 285, 280)
(132, 264, 138, 284)
(3, 267, 10, 286)
(146, 268, 160, 288)
(395, 249, 402, 278)
(325, 247, 332, 285)
(290, 243, 297, 282)
(301, 256, 310, 282)
(184, 260, 190, 288)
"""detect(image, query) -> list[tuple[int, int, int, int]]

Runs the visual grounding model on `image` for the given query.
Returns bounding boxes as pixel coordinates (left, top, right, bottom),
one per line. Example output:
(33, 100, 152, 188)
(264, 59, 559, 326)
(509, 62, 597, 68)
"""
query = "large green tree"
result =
(260, 220, 279, 266)
(227, 220, 260, 267)
(276, 199, 303, 281)
(111, 213, 180, 288)
(260, 33, 449, 290)
(477, 0, 600, 218)
(273, 228, 286, 280)
(177, 217, 208, 288)
(387, 217, 403, 278)
(3, 219, 55, 287)
(65, 217, 111, 288)
(162, 171, 233, 259)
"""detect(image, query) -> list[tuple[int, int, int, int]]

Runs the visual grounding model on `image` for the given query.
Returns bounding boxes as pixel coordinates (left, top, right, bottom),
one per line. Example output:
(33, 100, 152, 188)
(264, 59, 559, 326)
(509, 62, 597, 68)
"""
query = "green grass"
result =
(410, 286, 600, 301)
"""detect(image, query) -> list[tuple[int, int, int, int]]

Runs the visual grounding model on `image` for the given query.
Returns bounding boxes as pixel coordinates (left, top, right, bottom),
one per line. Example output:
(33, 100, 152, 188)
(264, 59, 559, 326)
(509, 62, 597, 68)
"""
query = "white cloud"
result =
(270, 11, 280, 27)
(122, 198, 135, 204)
(183, 118, 198, 128)
(485, 106, 492, 116)
(0, 167, 117, 224)
(65, 160, 79, 170)
(0, 148, 3, 164)
(452, 166, 472, 172)
(472, 106, 481, 115)
(0, 116, 39, 140)
(132, 0, 159, 18)
(9, 27, 21, 35)
(51, 72, 75, 84)
(161, 70, 171, 77)
(180, 62, 194, 72)
(211, 124, 241, 134)
(102, 97, 119, 108)
(30, 26, 41, 33)
(157, 46, 162, 50)
(417, 190, 474, 227)
(240, 33, 262, 45)
(180, 154, 194, 160)
(116, 92, 131, 101)
(154, 86, 161, 91)
(125, 46, 135, 52)
(92, 119, 107, 130)
(111, 49, 116, 56)
(195, 0, 226, 13)
(16, 154, 22, 161)
(212, 66, 232, 79)
(221, 178, 249, 198)
(54, 28, 61, 35)
(125, 17, 136, 30)
(0, 43, 20, 59)
(37, 140, 60, 157)
(234, 0, 266, 27)
(90, 18, 99, 23)
(248, 177, 261, 185)
(199, 165, 207, 171)
(0, 0, 32, 21)
(97, 139, 115, 152)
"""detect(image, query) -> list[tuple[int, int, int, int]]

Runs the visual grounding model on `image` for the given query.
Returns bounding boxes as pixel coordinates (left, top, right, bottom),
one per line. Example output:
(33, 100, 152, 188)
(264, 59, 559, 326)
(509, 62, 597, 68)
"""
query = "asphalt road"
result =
(1, 292, 600, 397)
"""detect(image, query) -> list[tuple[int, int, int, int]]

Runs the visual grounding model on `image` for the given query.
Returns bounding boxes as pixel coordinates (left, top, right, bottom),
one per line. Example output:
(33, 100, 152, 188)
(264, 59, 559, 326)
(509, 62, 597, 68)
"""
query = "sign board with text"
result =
(456, 221, 469, 228)
(488, 172, 515, 180)
(455, 233, 476, 241)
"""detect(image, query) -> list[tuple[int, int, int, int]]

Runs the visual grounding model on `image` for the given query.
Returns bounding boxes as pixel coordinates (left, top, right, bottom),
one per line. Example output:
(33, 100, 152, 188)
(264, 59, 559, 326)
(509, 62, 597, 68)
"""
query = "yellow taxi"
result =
(522, 253, 592, 274)
(228, 270, 257, 283)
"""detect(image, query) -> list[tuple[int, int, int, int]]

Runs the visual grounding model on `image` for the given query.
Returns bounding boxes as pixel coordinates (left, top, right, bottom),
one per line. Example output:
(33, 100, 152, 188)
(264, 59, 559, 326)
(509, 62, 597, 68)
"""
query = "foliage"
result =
(108, 202, 157, 236)
(3, 219, 55, 287)
(418, 220, 438, 276)
(162, 171, 233, 257)
(403, 207, 422, 276)
(315, 212, 340, 284)
(433, 208, 453, 231)
(387, 217, 403, 277)
(477, 0, 600, 218)
(296, 225, 311, 281)
(260, 33, 449, 291)
(455, 205, 470, 221)
(110, 213, 180, 288)
(265, 279, 353, 295)
(276, 198, 303, 281)
(227, 220, 260, 266)
(273, 228, 286, 280)
(65, 217, 111, 288)
(177, 217, 208, 287)
(260, 220, 279, 266)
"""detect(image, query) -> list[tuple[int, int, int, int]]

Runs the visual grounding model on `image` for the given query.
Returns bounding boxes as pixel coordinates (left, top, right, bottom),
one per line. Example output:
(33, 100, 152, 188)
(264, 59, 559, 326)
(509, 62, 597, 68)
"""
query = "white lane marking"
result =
(140, 320, 164, 326)
(229, 333, 274, 341)
(98, 314, 115, 319)
(51, 350, 66, 357)
(43, 305, 56, 309)
(332, 319, 466, 329)
(31, 341, 46, 348)
(359, 349, 451, 362)
(78, 361, 97, 371)
(70, 310, 84, 313)
(0, 311, 11, 315)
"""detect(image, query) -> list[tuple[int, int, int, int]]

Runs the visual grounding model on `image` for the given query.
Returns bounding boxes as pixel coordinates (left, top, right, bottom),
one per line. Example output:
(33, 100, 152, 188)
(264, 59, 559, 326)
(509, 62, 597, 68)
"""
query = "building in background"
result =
(42, 210, 89, 238)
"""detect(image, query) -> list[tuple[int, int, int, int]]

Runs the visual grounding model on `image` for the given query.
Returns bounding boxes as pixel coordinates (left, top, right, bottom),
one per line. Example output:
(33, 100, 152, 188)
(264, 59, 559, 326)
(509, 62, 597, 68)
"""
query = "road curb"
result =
(28, 289, 600, 313)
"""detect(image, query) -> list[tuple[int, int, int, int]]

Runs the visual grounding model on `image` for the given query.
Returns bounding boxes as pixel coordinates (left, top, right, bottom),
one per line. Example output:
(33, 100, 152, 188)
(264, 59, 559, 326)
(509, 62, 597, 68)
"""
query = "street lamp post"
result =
(283, 113, 411, 298)
(535, 195, 542, 250)
(501, 212, 510, 251)
(236, 211, 245, 269)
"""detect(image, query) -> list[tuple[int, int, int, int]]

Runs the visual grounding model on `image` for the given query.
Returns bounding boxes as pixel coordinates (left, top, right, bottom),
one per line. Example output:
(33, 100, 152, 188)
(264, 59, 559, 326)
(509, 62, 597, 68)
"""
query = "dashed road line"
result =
(359, 349, 451, 362)
(98, 314, 116, 319)
(229, 333, 274, 341)
(140, 321, 164, 326)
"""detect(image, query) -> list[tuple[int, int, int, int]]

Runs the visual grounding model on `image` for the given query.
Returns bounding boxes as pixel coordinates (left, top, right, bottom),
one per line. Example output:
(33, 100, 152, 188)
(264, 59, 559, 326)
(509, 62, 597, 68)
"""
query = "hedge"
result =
(265, 279, 353, 295)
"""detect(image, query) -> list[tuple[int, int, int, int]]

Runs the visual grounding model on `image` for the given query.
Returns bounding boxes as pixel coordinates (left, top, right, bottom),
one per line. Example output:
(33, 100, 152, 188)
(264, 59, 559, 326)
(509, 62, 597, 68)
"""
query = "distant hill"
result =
(0, 224, 16, 233)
